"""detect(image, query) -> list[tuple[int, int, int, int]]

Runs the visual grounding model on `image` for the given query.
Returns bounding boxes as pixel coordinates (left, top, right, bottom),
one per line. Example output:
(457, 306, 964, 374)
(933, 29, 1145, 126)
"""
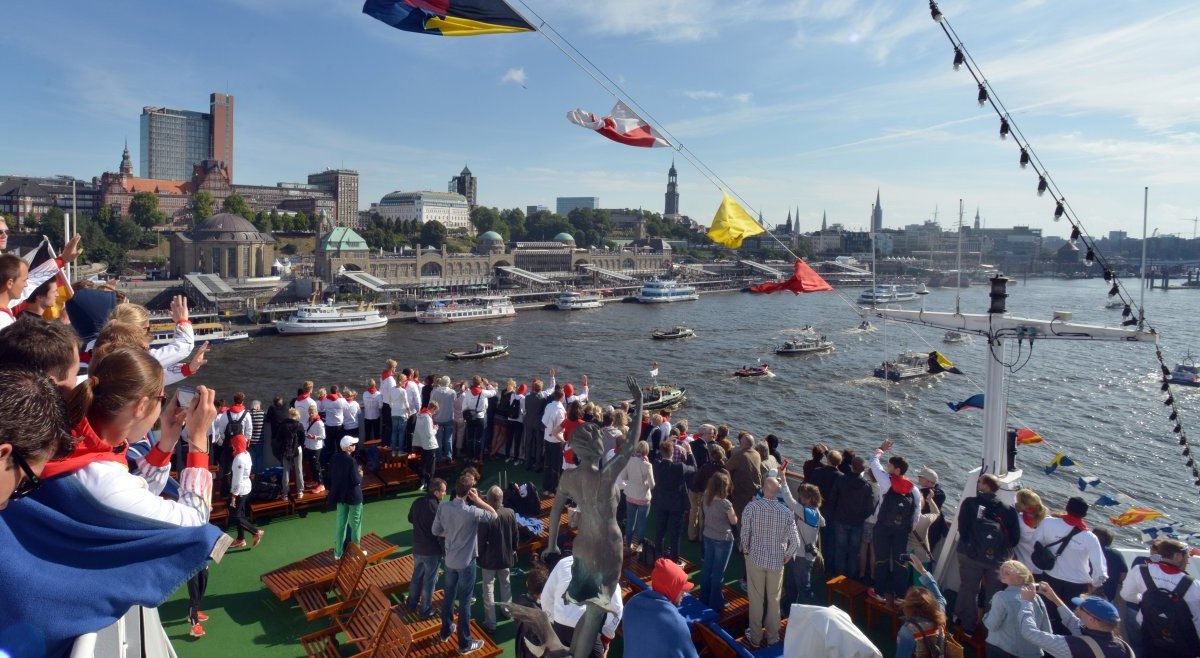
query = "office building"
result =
(306, 169, 360, 228)
(526, 204, 549, 217)
(448, 165, 477, 209)
(376, 191, 471, 232)
(556, 196, 598, 216)
(140, 92, 234, 181)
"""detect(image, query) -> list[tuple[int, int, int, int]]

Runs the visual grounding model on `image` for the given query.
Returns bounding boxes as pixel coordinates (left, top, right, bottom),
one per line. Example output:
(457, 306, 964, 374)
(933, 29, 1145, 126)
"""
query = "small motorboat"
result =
(734, 363, 770, 378)
(1170, 354, 1199, 387)
(873, 352, 932, 382)
(943, 330, 970, 344)
(623, 384, 687, 410)
(776, 336, 834, 355)
(445, 342, 509, 361)
(859, 320, 872, 330)
(652, 325, 696, 340)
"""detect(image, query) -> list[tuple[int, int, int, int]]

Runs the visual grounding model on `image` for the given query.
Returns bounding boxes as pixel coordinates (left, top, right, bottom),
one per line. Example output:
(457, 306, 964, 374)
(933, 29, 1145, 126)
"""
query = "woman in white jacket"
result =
(618, 440, 655, 551)
(304, 405, 326, 493)
(412, 401, 439, 491)
(228, 433, 263, 549)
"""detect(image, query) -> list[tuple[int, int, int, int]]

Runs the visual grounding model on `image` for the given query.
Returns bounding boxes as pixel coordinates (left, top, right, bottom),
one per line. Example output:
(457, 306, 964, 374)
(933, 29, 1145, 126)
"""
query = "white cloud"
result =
(683, 90, 724, 100)
(681, 90, 753, 104)
(500, 68, 528, 87)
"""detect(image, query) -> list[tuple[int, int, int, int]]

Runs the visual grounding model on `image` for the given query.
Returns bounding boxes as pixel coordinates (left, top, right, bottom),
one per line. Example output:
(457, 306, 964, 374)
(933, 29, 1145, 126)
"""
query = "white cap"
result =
(340, 436, 359, 450)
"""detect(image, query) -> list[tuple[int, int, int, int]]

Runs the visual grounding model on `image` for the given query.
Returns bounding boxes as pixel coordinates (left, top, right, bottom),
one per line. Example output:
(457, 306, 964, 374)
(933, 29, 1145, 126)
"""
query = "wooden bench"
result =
(292, 486, 330, 512)
(294, 542, 370, 620)
(392, 589, 446, 640)
(360, 472, 385, 499)
(359, 553, 416, 596)
(249, 497, 292, 522)
(717, 585, 750, 630)
(952, 624, 987, 657)
(208, 501, 229, 528)
(406, 619, 502, 658)
(261, 533, 397, 601)
(300, 586, 402, 657)
(825, 575, 868, 621)
(376, 457, 418, 492)
(864, 594, 903, 637)
(696, 618, 789, 658)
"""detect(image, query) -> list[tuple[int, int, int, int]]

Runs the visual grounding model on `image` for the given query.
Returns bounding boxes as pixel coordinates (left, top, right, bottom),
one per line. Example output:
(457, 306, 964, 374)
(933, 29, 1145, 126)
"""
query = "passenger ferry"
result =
(857, 284, 920, 305)
(274, 303, 388, 335)
(636, 279, 699, 303)
(556, 289, 603, 310)
(149, 321, 249, 347)
(415, 296, 517, 324)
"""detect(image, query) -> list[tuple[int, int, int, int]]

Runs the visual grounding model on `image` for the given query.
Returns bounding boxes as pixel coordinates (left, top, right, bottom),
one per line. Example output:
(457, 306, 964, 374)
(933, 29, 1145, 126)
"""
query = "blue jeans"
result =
(436, 423, 454, 461)
(625, 501, 650, 547)
(784, 557, 816, 607)
(407, 554, 440, 617)
(441, 562, 476, 649)
(390, 415, 405, 451)
(833, 523, 864, 579)
(700, 536, 734, 612)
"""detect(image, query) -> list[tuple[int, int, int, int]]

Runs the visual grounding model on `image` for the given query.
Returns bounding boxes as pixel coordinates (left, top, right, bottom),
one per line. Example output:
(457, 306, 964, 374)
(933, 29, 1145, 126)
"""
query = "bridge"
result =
(496, 265, 554, 285)
(737, 260, 784, 277)
(341, 270, 395, 293)
(579, 264, 636, 282)
(183, 273, 237, 303)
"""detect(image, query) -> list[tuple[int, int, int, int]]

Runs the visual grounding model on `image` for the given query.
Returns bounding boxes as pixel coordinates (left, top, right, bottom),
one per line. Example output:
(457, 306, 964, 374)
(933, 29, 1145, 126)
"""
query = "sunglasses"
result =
(9, 451, 42, 501)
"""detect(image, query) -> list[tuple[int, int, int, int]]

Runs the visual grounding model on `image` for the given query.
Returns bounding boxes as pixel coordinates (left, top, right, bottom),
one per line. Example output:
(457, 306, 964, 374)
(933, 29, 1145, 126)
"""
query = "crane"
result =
(1179, 216, 1198, 240)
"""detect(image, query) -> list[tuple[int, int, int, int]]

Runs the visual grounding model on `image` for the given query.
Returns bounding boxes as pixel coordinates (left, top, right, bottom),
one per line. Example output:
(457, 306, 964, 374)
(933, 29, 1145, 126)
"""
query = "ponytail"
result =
(68, 375, 100, 429)
(67, 347, 163, 429)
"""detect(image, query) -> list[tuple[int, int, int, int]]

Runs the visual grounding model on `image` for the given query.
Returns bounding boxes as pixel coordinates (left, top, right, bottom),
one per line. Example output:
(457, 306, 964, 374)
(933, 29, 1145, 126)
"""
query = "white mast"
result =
(955, 199, 964, 315)
(861, 277, 1156, 582)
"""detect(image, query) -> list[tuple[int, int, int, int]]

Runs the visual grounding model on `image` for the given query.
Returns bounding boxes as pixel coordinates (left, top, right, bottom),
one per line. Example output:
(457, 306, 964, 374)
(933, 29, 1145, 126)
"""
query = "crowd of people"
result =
(0, 226, 1197, 658)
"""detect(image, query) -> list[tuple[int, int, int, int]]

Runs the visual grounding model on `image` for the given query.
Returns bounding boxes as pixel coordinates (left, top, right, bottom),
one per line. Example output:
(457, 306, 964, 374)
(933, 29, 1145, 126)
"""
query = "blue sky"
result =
(3, 0, 1199, 239)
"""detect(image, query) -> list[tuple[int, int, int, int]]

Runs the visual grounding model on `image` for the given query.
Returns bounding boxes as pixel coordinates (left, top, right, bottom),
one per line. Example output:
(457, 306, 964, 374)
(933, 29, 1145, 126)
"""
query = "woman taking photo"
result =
(698, 470, 737, 613)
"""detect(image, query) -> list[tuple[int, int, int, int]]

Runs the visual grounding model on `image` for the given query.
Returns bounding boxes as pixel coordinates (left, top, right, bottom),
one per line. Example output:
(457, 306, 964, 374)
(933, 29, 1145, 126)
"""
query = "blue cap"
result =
(1071, 596, 1120, 623)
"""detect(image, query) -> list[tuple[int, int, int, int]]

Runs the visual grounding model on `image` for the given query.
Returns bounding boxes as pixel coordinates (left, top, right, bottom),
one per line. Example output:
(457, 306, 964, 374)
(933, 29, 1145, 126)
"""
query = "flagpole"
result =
(1140, 187, 1148, 310)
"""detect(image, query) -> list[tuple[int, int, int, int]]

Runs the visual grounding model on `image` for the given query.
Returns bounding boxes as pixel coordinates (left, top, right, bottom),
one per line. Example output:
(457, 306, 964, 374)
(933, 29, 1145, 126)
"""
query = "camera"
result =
(177, 386, 196, 407)
(899, 552, 913, 563)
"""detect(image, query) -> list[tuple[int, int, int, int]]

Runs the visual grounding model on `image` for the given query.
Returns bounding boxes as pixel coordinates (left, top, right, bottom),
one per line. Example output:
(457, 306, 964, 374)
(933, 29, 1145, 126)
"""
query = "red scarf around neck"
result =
(296, 392, 310, 402)
(367, 386, 378, 394)
(41, 417, 128, 480)
(327, 393, 340, 401)
(1021, 509, 1040, 528)
(382, 370, 394, 381)
(1060, 513, 1089, 531)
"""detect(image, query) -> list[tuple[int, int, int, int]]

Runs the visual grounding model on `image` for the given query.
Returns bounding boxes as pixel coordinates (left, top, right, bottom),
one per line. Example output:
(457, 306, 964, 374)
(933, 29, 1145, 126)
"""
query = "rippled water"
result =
(198, 279, 1200, 541)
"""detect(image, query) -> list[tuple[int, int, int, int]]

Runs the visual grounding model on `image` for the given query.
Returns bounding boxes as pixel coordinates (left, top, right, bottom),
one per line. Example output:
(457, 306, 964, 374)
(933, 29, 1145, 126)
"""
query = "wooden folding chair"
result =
(295, 542, 370, 620)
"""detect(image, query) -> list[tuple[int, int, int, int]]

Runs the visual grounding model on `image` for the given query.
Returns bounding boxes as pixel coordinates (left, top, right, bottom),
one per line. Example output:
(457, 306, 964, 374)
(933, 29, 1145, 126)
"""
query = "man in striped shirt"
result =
(741, 476, 801, 648)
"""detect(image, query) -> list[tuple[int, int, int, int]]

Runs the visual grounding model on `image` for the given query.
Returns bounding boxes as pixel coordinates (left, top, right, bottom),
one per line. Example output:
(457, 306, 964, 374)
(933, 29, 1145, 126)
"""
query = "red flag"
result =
(566, 101, 670, 148)
(749, 259, 833, 295)
(1016, 428, 1044, 445)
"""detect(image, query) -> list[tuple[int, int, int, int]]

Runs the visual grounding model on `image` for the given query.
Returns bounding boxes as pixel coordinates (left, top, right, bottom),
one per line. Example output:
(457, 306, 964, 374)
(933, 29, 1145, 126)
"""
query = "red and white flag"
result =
(566, 100, 670, 148)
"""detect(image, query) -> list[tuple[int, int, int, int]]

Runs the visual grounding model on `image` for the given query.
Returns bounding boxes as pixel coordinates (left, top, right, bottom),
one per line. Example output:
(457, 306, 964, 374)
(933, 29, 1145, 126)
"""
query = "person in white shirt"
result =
(541, 390, 567, 495)
(400, 368, 422, 452)
(343, 389, 361, 439)
(459, 375, 496, 461)
(1120, 537, 1200, 653)
(563, 375, 589, 405)
(303, 405, 326, 493)
(213, 393, 251, 500)
(1034, 496, 1107, 634)
(228, 431, 264, 549)
(540, 555, 623, 655)
(429, 376, 457, 461)
(361, 379, 383, 441)
(412, 402, 439, 491)
(294, 381, 318, 422)
(381, 360, 402, 451)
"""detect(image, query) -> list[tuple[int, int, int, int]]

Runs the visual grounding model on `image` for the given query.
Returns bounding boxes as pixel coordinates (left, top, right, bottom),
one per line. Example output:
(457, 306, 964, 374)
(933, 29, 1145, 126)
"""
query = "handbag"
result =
(1031, 526, 1082, 571)
(462, 390, 484, 421)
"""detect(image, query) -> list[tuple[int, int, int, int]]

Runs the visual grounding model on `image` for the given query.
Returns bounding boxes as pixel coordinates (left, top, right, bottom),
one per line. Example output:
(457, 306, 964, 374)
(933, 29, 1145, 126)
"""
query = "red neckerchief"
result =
(227, 404, 246, 414)
(889, 474, 915, 494)
(296, 392, 310, 402)
(217, 406, 229, 414)
(367, 386, 378, 394)
(1022, 510, 1039, 528)
(1155, 560, 1184, 575)
(346, 394, 355, 401)
(470, 385, 482, 395)
(1060, 514, 1089, 531)
(419, 407, 432, 416)
(327, 393, 340, 401)
(41, 416, 128, 480)
(318, 394, 327, 402)
(382, 370, 394, 381)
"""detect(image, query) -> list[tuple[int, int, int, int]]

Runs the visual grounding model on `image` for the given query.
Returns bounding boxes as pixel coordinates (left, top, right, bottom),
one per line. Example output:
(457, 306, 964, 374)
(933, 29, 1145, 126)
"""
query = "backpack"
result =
(905, 620, 946, 658)
(224, 410, 246, 443)
(495, 393, 514, 420)
(1031, 526, 1083, 572)
(966, 501, 1012, 565)
(1137, 565, 1200, 653)
(877, 487, 916, 531)
(504, 481, 541, 518)
(844, 477, 877, 524)
(250, 478, 281, 502)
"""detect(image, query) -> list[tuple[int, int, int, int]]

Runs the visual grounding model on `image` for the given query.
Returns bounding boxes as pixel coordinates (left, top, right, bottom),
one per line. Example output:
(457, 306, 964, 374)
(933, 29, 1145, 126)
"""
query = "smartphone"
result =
(899, 552, 913, 563)
(780, 458, 791, 473)
(177, 385, 196, 407)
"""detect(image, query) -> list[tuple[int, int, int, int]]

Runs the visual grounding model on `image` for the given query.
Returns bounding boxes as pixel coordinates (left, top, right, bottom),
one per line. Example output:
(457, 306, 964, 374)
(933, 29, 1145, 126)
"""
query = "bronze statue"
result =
(531, 375, 643, 658)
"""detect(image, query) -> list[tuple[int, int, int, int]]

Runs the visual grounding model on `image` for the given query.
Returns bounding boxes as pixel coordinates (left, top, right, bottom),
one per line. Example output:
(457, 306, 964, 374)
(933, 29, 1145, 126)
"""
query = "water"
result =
(198, 279, 1200, 542)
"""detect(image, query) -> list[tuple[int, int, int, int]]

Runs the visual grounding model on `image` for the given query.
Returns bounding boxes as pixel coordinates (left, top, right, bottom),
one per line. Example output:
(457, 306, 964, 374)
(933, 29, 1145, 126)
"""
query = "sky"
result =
(3, 1, 1199, 239)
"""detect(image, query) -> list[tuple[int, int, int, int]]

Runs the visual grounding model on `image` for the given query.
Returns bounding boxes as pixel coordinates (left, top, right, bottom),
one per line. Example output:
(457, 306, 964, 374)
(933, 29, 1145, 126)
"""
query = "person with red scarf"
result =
(361, 379, 382, 442)
(869, 439, 923, 606)
(228, 431, 263, 549)
(412, 402, 440, 491)
(1033, 497, 1107, 634)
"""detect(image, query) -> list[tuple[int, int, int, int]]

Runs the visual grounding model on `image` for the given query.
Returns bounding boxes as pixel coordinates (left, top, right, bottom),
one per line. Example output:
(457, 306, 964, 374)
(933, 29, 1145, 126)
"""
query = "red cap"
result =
(517, 384, 528, 395)
(563, 383, 575, 397)
(650, 559, 694, 602)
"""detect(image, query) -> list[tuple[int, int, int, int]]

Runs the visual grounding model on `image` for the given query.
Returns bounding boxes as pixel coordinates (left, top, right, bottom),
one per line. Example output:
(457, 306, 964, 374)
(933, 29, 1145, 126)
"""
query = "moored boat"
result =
(150, 321, 249, 347)
(651, 325, 695, 340)
(415, 296, 517, 324)
(776, 335, 834, 355)
(873, 351, 932, 381)
(556, 289, 603, 310)
(637, 279, 699, 303)
(1170, 355, 1199, 387)
(445, 342, 509, 361)
(274, 303, 388, 335)
(858, 284, 920, 305)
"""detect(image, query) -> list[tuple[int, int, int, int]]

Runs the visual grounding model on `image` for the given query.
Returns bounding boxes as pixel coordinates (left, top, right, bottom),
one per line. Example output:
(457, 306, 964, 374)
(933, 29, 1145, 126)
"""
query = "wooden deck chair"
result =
(295, 542, 370, 620)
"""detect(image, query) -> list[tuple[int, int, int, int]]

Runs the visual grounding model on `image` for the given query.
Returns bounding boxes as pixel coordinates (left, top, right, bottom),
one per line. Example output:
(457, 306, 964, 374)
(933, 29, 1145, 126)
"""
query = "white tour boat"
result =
(415, 296, 517, 324)
(556, 289, 603, 310)
(150, 321, 249, 347)
(637, 279, 699, 303)
(274, 303, 388, 335)
(858, 284, 920, 305)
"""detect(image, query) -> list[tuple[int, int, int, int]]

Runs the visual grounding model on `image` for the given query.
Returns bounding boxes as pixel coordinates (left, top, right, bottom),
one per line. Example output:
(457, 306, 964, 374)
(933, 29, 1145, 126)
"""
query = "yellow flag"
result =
(707, 192, 764, 248)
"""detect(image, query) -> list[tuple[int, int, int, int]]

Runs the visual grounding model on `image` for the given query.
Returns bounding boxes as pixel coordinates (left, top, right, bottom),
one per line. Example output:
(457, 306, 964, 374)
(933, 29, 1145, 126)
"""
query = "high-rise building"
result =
(376, 191, 471, 232)
(526, 205, 549, 217)
(307, 169, 360, 228)
(448, 165, 477, 209)
(871, 189, 883, 233)
(664, 161, 679, 217)
(556, 197, 598, 216)
(139, 92, 234, 181)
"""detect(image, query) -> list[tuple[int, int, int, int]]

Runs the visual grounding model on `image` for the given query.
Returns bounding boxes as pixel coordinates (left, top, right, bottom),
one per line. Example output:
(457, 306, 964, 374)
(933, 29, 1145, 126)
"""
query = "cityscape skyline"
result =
(2, 1, 1198, 237)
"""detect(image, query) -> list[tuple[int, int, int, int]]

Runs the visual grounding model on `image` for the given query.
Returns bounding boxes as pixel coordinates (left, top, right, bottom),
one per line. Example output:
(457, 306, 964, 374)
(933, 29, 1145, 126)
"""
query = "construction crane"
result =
(1179, 216, 1198, 240)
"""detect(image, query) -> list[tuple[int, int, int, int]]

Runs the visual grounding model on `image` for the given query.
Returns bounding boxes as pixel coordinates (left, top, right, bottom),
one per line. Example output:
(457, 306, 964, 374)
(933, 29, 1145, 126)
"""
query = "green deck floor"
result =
(162, 460, 907, 657)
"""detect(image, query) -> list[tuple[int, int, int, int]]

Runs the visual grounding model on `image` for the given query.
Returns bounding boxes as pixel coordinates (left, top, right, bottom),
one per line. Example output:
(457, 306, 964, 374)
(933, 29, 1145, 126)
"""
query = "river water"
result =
(198, 279, 1200, 542)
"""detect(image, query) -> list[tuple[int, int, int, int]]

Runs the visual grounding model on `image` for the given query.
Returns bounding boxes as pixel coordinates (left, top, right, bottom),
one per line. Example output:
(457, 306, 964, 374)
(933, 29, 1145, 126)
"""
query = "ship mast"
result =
(861, 276, 1156, 581)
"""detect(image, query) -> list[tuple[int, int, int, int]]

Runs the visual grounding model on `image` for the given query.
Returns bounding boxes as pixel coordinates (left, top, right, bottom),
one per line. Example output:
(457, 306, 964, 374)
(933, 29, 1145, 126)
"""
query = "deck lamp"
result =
(1108, 283, 1120, 297)
(1085, 247, 1095, 264)
(1000, 118, 1010, 140)
(1103, 269, 1113, 282)
(987, 276, 1008, 314)
(953, 47, 964, 70)
(977, 83, 988, 106)
(1037, 176, 1048, 196)
(930, 0, 943, 22)
(1019, 148, 1030, 168)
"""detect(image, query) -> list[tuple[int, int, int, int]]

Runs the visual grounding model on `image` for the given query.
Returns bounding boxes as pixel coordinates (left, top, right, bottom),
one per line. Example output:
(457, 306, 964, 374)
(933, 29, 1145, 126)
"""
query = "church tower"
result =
(821, 210, 827, 232)
(974, 207, 981, 230)
(871, 188, 883, 232)
(664, 160, 679, 216)
(120, 140, 133, 177)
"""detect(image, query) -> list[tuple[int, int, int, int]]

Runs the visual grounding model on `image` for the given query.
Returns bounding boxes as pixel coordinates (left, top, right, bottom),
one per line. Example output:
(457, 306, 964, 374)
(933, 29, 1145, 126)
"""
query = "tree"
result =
(420, 220, 447, 249)
(293, 211, 309, 233)
(222, 193, 253, 220)
(268, 209, 281, 233)
(36, 208, 66, 247)
(499, 207, 527, 241)
(525, 211, 571, 241)
(190, 191, 214, 222)
(129, 192, 166, 228)
(470, 206, 503, 238)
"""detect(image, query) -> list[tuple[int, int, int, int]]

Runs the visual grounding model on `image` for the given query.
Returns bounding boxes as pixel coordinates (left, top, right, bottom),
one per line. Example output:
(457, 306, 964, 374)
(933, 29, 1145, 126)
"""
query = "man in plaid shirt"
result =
(741, 476, 802, 648)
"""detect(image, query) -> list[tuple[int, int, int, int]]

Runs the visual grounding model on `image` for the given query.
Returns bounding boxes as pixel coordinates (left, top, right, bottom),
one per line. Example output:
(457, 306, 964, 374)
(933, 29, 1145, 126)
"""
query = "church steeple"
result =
(119, 140, 133, 177)
(664, 159, 679, 216)
(821, 210, 827, 232)
(871, 188, 883, 232)
(974, 206, 981, 230)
